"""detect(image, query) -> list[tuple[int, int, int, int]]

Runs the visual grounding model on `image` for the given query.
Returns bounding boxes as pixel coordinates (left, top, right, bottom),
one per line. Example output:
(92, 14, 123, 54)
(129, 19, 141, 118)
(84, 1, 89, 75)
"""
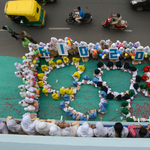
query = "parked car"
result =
(130, 0, 150, 11)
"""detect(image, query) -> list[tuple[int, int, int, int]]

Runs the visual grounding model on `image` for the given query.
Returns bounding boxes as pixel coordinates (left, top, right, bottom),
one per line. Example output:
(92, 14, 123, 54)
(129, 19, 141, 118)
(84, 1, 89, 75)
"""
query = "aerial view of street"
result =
(0, 0, 150, 149)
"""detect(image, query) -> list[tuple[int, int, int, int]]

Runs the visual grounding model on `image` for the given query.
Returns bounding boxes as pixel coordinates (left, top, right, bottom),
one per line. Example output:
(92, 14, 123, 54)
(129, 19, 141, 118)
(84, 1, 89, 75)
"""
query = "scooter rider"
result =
(111, 13, 122, 29)
(73, 6, 85, 24)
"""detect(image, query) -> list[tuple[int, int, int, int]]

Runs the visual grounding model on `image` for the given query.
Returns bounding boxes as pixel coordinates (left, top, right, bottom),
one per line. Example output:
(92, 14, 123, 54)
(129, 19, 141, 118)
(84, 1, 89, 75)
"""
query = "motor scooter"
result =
(66, 12, 92, 24)
(102, 15, 128, 30)
(36, 0, 56, 3)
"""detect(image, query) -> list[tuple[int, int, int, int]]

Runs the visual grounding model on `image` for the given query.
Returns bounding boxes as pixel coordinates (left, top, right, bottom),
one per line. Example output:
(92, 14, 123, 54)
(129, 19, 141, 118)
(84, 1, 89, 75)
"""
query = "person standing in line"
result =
(2, 25, 20, 40)
(20, 31, 37, 44)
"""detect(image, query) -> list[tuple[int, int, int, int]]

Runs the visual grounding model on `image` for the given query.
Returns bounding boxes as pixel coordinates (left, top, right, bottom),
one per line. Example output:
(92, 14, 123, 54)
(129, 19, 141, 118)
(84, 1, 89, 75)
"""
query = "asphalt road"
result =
(0, 0, 150, 57)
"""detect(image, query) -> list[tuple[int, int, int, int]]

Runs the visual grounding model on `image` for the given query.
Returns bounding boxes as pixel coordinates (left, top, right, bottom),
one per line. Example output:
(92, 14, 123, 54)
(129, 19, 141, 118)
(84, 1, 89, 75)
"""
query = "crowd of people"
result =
(58, 59, 150, 122)
(14, 42, 41, 113)
(38, 37, 150, 65)
(13, 35, 150, 123)
(0, 116, 150, 138)
(3, 25, 150, 64)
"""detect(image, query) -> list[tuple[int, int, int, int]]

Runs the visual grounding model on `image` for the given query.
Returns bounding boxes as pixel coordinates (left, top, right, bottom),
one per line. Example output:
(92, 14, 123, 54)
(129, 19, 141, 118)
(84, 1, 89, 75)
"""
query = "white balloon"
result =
(31, 64, 34, 68)
(102, 56, 105, 59)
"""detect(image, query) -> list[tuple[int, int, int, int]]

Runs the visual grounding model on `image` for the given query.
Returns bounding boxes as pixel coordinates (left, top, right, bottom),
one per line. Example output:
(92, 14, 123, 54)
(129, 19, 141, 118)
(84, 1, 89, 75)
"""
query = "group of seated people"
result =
(0, 113, 150, 138)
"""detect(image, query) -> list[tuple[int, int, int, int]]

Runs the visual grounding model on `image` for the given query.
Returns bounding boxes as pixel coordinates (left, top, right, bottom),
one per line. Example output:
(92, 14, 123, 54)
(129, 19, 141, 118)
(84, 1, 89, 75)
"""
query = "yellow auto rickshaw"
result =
(4, 0, 46, 27)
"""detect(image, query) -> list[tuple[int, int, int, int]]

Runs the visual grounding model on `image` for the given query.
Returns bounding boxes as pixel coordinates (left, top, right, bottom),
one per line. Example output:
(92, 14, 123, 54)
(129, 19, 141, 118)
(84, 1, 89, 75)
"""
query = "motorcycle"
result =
(66, 12, 92, 24)
(36, 0, 57, 3)
(102, 15, 128, 30)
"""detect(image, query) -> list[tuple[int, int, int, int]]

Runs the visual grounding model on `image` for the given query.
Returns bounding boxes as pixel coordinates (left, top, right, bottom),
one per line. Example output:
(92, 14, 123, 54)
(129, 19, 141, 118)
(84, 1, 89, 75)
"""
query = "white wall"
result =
(0, 134, 150, 150)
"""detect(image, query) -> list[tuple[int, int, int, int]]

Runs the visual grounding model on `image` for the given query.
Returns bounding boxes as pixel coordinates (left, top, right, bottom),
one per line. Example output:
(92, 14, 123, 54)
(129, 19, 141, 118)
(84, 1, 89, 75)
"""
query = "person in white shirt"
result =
(49, 124, 61, 136)
(36, 121, 55, 135)
(93, 122, 108, 137)
(7, 117, 22, 133)
(77, 122, 93, 137)
(0, 120, 8, 134)
(21, 113, 38, 135)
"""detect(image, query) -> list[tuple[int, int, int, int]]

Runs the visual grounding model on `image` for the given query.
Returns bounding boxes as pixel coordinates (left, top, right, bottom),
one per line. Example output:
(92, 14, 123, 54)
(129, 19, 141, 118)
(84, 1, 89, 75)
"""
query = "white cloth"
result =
(93, 122, 108, 137)
(36, 122, 54, 135)
(15, 71, 23, 78)
(25, 97, 34, 103)
(99, 98, 105, 106)
(62, 125, 79, 136)
(0, 120, 8, 134)
(108, 126, 129, 138)
(72, 75, 79, 81)
(77, 122, 93, 137)
(21, 114, 38, 135)
(19, 100, 29, 106)
(73, 41, 79, 48)
(75, 16, 82, 23)
(27, 86, 37, 93)
(7, 119, 22, 133)
(24, 105, 37, 112)
(49, 124, 61, 136)
(130, 84, 137, 95)
(20, 92, 27, 98)
(14, 62, 22, 71)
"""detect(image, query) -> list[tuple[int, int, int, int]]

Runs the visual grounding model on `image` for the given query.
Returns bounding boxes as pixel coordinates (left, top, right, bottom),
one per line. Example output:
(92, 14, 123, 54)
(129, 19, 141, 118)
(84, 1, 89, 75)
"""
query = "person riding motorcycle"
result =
(110, 13, 122, 29)
(73, 6, 85, 24)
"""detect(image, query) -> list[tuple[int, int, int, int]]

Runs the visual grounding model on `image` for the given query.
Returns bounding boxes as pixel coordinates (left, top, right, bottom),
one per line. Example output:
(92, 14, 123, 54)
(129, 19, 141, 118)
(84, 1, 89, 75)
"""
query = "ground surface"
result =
(1, 56, 150, 121)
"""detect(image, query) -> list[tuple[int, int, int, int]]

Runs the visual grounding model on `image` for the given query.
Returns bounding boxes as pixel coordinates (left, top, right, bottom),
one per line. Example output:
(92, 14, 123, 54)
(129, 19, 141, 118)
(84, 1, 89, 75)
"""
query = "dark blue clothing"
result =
(89, 111, 97, 119)
(103, 101, 108, 107)
(65, 110, 73, 116)
(79, 8, 84, 18)
(80, 115, 87, 121)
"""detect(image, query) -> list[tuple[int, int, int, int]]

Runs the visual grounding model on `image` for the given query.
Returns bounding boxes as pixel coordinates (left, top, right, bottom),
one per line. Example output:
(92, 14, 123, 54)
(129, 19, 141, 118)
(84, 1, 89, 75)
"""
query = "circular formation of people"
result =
(13, 37, 150, 125)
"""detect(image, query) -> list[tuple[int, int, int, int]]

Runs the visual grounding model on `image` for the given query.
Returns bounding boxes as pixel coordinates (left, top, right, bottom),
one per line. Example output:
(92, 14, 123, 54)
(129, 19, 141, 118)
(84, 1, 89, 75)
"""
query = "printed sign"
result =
(78, 46, 89, 57)
(109, 48, 119, 59)
(38, 46, 50, 58)
(57, 43, 68, 55)
(134, 51, 144, 60)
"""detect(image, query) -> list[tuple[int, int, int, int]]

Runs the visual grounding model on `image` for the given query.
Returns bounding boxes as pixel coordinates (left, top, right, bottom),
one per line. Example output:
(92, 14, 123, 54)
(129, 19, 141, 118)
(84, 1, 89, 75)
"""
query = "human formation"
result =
(14, 37, 150, 123)
(0, 116, 150, 138)
(32, 37, 150, 65)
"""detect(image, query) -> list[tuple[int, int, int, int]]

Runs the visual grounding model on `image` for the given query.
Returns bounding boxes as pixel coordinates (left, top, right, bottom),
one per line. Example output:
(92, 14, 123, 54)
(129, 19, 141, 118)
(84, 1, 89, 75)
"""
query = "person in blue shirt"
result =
(98, 104, 107, 114)
(74, 6, 85, 24)
(88, 109, 97, 119)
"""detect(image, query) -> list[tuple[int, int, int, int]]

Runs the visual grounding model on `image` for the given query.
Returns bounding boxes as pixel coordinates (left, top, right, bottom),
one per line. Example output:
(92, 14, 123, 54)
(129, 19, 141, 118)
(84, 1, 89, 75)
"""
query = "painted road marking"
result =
(110, 29, 132, 32)
(49, 28, 70, 30)
(0, 29, 6, 31)
(123, 30, 132, 32)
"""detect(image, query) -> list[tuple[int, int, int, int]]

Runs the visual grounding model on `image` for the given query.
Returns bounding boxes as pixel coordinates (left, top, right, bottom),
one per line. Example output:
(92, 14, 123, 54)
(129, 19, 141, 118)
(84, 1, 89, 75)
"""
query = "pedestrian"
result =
(22, 37, 31, 48)
(2, 25, 20, 40)
(43, 0, 47, 5)
(20, 31, 37, 43)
